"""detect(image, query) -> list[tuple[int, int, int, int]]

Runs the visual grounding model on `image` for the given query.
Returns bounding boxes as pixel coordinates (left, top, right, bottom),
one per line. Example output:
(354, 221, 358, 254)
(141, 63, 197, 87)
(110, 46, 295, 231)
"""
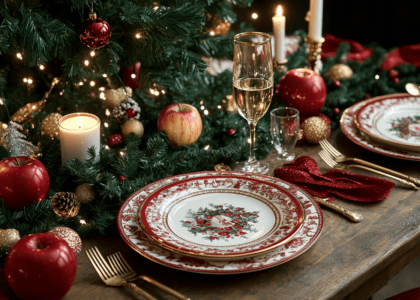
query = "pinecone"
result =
(52, 192, 81, 218)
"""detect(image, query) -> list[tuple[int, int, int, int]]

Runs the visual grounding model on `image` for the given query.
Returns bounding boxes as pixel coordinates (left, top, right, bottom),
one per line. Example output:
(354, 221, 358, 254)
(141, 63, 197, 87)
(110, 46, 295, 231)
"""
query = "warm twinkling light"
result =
(252, 13, 258, 19)
(84, 60, 89, 66)
(0, 99, 3, 105)
(27, 78, 33, 84)
(210, 31, 215, 36)
(39, 64, 45, 70)
(90, 50, 96, 57)
(154, 91, 160, 96)
(119, 151, 125, 156)
(149, 88, 155, 94)
(102, 74, 107, 78)
(375, 74, 380, 80)
(105, 109, 111, 116)
(23, 78, 28, 83)
(247, 138, 251, 144)
(217, 105, 222, 109)
(161, 90, 166, 94)
(204, 110, 209, 115)
(32, 105, 36, 109)
(79, 81, 84, 86)
(105, 145, 110, 150)
(100, 92, 105, 99)
(135, 33, 141, 39)
(200, 105, 205, 110)
(99, 87, 105, 91)
(153, 6, 159, 10)
(104, 122, 109, 128)
(90, 81, 95, 87)
(1, 123, 7, 129)
(204, 145, 210, 150)
(131, 74, 136, 79)
(16, 53, 23, 60)
(80, 219, 87, 225)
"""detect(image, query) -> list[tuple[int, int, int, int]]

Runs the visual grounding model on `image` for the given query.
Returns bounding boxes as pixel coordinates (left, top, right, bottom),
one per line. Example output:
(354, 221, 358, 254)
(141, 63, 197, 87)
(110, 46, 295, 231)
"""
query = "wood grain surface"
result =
(61, 130, 420, 300)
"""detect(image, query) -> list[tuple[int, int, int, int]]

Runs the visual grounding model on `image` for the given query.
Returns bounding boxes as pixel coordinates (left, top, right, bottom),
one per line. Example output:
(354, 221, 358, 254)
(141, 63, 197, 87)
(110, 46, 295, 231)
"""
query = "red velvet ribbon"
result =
(321, 34, 373, 62)
(274, 156, 394, 202)
(380, 44, 420, 70)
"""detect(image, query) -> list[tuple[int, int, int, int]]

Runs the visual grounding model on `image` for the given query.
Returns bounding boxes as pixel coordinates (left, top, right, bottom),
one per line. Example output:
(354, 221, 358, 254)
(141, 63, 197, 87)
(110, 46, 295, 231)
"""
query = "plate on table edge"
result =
(354, 94, 420, 152)
(117, 171, 324, 275)
(340, 94, 420, 161)
(137, 175, 305, 260)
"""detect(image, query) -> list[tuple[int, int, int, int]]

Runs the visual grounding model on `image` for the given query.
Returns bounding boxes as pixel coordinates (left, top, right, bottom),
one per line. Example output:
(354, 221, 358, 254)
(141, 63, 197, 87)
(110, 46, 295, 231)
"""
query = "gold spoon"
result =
(405, 83, 420, 96)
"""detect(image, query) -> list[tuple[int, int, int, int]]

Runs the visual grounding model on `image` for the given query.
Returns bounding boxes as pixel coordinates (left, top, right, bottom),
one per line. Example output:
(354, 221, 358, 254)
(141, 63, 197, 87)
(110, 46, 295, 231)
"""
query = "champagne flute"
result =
(233, 32, 274, 174)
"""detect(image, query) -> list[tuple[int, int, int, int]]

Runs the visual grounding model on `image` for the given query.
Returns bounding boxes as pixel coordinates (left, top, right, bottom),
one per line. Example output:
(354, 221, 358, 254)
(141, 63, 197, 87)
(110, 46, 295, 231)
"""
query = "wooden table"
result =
(64, 129, 420, 300)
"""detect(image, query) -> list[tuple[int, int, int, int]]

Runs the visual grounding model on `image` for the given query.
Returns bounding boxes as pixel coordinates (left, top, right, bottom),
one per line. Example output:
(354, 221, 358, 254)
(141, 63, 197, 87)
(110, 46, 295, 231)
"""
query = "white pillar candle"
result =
(272, 5, 286, 62)
(308, 0, 323, 40)
(59, 113, 101, 165)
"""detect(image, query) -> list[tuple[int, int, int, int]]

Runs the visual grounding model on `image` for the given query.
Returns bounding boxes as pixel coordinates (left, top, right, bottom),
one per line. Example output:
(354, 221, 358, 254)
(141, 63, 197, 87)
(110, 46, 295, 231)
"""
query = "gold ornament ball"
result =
(74, 183, 96, 204)
(0, 228, 20, 251)
(325, 64, 353, 81)
(41, 113, 63, 139)
(104, 86, 133, 109)
(121, 119, 144, 139)
(302, 116, 329, 144)
(48, 226, 82, 256)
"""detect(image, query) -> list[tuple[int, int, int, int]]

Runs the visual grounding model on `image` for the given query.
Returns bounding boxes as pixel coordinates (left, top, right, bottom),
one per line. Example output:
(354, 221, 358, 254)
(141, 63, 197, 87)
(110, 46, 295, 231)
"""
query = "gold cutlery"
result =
(319, 139, 420, 187)
(314, 197, 363, 222)
(318, 150, 417, 190)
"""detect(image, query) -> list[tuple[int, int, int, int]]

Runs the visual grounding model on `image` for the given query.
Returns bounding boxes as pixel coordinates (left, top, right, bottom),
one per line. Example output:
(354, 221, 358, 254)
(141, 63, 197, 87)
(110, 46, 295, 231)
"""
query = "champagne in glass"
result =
(233, 32, 274, 174)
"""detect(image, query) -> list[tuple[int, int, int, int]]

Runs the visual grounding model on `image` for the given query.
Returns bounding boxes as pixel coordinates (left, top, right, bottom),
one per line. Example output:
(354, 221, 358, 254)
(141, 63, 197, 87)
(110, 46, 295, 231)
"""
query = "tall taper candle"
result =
(308, 0, 323, 40)
(272, 5, 286, 62)
(59, 113, 100, 165)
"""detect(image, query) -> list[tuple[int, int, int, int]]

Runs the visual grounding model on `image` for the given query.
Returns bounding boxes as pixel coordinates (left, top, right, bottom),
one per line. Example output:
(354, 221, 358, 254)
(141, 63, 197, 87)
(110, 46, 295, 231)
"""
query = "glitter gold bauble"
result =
(41, 113, 63, 139)
(214, 163, 232, 172)
(121, 119, 144, 139)
(74, 183, 96, 204)
(48, 226, 82, 256)
(104, 86, 133, 109)
(11, 99, 47, 124)
(325, 64, 353, 81)
(203, 13, 231, 37)
(302, 116, 329, 144)
(0, 228, 20, 251)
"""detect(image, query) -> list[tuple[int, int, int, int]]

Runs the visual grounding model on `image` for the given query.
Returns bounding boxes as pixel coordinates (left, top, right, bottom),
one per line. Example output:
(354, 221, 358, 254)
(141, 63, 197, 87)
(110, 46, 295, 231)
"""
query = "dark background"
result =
(234, 0, 420, 49)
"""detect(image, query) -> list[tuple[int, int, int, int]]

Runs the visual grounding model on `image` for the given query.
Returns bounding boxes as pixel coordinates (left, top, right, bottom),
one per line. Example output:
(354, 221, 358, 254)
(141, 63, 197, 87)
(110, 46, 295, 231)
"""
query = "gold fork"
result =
(107, 251, 190, 300)
(318, 150, 417, 190)
(319, 139, 420, 186)
(86, 247, 157, 299)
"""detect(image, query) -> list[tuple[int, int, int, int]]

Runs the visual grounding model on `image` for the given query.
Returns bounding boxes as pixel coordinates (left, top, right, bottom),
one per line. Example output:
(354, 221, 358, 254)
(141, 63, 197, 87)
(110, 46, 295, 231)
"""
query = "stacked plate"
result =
(117, 171, 324, 274)
(341, 93, 420, 161)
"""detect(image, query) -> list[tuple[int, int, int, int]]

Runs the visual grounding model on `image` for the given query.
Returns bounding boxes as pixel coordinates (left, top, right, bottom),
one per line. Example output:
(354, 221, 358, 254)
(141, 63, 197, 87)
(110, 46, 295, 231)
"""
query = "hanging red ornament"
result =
(387, 69, 398, 79)
(392, 77, 400, 84)
(333, 107, 340, 115)
(121, 62, 141, 91)
(125, 108, 136, 118)
(108, 133, 124, 148)
(333, 80, 341, 88)
(227, 129, 235, 135)
(118, 175, 126, 181)
(79, 12, 111, 49)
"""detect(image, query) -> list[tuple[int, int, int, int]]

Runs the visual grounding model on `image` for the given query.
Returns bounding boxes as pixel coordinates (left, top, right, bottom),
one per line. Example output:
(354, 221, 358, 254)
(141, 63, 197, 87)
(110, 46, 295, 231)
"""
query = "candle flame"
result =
(276, 5, 283, 16)
(77, 116, 82, 128)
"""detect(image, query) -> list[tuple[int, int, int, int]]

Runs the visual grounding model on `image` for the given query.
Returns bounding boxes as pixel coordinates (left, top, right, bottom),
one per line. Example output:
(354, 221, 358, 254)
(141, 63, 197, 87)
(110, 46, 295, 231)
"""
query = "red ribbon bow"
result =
(274, 156, 394, 202)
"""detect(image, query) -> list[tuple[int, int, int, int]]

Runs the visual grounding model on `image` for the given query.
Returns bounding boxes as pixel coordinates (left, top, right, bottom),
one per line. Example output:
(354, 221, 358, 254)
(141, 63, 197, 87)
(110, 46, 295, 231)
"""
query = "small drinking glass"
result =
(270, 107, 299, 162)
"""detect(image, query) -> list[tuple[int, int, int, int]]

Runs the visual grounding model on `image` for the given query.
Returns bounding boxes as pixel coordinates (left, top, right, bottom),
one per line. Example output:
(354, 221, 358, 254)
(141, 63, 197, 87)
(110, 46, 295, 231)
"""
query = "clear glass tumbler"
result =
(270, 107, 300, 162)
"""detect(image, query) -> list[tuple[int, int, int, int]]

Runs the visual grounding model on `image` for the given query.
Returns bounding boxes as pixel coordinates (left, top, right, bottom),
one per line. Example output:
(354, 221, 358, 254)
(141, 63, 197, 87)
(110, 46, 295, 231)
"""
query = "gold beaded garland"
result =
(325, 64, 353, 81)
(74, 183, 96, 204)
(302, 116, 329, 144)
(48, 226, 82, 256)
(41, 113, 63, 139)
(121, 119, 144, 138)
(0, 229, 20, 251)
(104, 86, 133, 109)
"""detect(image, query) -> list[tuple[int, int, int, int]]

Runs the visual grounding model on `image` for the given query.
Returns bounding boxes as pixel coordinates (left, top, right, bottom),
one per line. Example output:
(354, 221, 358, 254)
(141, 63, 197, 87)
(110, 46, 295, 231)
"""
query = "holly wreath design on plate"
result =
(388, 116, 420, 140)
(181, 203, 260, 241)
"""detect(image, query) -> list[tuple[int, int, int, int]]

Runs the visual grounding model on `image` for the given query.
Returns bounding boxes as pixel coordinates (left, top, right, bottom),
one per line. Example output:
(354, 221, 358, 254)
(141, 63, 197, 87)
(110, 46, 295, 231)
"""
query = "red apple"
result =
(157, 103, 202, 146)
(276, 68, 327, 117)
(4, 233, 77, 300)
(0, 157, 50, 211)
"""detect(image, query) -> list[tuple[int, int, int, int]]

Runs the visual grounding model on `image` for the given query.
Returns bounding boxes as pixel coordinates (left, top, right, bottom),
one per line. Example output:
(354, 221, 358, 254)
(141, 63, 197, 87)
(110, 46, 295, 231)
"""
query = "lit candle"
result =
(272, 5, 286, 62)
(58, 113, 101, 165)
(308, 0, 323, 39)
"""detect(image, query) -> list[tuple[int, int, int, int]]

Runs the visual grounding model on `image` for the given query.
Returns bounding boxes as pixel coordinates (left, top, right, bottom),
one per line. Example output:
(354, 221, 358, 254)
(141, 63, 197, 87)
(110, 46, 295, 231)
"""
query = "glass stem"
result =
(247, 121, 257, 164)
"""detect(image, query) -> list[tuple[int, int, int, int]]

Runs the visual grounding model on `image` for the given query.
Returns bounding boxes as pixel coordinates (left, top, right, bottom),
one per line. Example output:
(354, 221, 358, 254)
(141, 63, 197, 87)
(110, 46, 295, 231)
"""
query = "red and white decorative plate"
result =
(138, 175, 305, 260)
(355, 94, 420, 152)
(117, 171, 323, 274)
(340, 94, 420, 161)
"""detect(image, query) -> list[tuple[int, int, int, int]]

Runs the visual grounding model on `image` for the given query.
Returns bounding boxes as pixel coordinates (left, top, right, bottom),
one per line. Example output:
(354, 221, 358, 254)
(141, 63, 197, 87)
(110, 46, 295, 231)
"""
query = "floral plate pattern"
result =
(354, 94, 420, 152)
(340, 94, 420, 161)
(117, 171, 323, 274)
(137, 175, 305, 260)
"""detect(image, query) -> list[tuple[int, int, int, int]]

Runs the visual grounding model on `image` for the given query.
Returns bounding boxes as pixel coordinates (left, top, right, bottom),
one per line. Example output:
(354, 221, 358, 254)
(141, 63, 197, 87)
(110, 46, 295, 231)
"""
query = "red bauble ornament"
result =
(276, 68, 327, 117)
(0, 157, 50, 211)
(333, 80, 341, 88)
(333, 107, 340, 115)
(118, 175, 126, 181)
(125, 108, 136, 118)
(79, 12, 111, 49)
(108, 133, 124, 148)
(392, 77, 400, 84)
(387, 69, 399, 79)
(227, 129, 235, 135)
(4, 233, 77, 300)
(121, 62, 141, 91)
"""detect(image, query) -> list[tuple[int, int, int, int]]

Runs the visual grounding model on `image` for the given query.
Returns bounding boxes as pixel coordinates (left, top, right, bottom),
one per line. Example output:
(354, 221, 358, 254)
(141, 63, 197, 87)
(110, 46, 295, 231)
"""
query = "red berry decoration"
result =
(333, 80, 341, 88)
(108, 133, 123, 148)
(227, 129, 235, 135)
(333, 107, 340, 115)
(79, 12, 111, 49)
(125, 108, 136, 118)
(118, 175, 126, 181)
(387, 69, 399, 79)
(392, 77, 400, 84)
